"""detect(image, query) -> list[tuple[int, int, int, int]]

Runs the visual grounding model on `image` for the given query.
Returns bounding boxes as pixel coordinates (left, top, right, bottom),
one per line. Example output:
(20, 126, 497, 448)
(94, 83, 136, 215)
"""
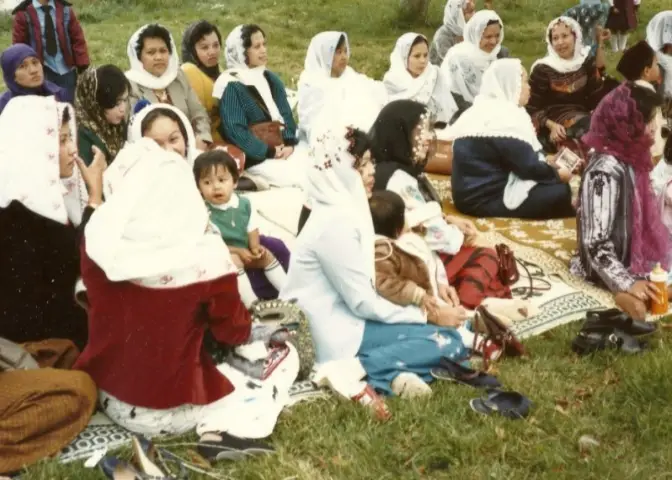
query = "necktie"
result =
(41, 5, 57, 57)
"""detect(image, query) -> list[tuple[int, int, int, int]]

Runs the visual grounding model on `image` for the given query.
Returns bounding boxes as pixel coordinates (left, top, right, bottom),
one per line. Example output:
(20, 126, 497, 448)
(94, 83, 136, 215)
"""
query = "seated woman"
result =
(1, 339, 96, 476)
(281, 126, 470, 397)
(297, 31, 388, 142)
(371, 99, 512, 309)
(181, 20, 225, 143)
(75, 139, 297, 452)
(0, 96, 104, 349)
(213, 24, 301, 188)
(440, 10, 505, 119)
(571, 83, 670, 321)
(0, 44, 64, 115)
(75, 65, 130, 166)
(646, 11, 672, 118)
(130, 103, 291, 299)
(429, 0, 475, 66)
(383, 33, 457, 126)
(125, 24, 212, 151)
(527, 16, 612, 152)
(451, 59, 575, 219)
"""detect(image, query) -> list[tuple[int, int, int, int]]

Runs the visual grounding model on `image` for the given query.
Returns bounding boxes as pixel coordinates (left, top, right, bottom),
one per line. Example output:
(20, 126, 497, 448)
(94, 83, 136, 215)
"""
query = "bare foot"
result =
(614, 292, 647, 321)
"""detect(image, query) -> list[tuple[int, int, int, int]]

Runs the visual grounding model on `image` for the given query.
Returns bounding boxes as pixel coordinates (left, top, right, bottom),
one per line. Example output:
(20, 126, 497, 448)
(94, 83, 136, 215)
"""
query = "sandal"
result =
(132, 436, 188, 480)
(100, 456, 170, 480)
(430, 358, 501, 389)
(197, 432, 275, 463)
(469, 390, 532, 419)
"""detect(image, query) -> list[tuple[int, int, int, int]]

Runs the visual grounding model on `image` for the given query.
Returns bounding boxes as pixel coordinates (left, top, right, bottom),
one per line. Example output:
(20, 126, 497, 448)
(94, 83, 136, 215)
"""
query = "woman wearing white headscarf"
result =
(383, 33, 457, 125)
(213, 24, 302, 188)
(440, 10, 505, 117)
(451, 59, 574, 219)
(527, 16, 612, 150)
(75, 138, 298, 451)
(646, 11, 672, 117)
(429, 0, 475, 66)
(297, 31, 388, 143)
(126, 24, 212, 150)
(0, 96, 104, 348)
(281, 125, 468, 398)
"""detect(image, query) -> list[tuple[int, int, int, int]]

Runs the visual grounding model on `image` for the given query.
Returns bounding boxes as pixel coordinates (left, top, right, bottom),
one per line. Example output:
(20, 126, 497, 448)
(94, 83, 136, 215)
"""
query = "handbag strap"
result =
(514, 258, 551, 300)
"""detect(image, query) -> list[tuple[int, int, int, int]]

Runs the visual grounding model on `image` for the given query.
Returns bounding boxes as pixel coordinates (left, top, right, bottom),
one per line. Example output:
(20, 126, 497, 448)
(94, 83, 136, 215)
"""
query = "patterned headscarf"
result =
(75, 68, 127, 161)
(582, 83, 671, 274)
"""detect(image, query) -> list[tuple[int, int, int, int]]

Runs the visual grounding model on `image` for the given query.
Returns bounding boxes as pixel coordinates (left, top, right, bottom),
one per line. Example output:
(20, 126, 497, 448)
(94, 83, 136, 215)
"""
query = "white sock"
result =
(457, 325, 475, 347)
(391, 372, 432, 399)
(264, 259, 287, 291)
(610, 34, 619, 52)
(237, 269, 258, 308)
(619, 33, 628, 51)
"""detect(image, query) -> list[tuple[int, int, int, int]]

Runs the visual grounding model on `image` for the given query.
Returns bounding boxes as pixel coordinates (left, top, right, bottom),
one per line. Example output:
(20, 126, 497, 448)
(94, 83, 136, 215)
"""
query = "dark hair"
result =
(336, 34, 347, 51)
(346, 127, 371, 160)
(136, 24, 173, 59)
(61, 106, 71, 125)
(189, 21, 222, 48)
(629, 83, 663, 124)
(663, 122, 672, 164)
(193, 150, 239, 183)
(241, 24, 266, 64)
(410, 35, 428, 50)
(95, 65, 130, 109)
(140, 108, 189, 150)
(486, 20, 501, 28)
(369, 190, 406, 239)
(548, 21, 576, 44)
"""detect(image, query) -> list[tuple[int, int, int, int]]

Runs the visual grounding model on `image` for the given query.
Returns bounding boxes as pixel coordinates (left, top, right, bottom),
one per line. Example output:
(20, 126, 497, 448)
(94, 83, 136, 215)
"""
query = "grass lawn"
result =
(3, 0, 672, 478)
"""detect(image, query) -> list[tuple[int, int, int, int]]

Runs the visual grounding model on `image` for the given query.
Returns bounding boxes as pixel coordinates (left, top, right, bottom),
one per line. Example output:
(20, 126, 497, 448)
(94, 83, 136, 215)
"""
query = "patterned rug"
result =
(59, 380, 328, 464)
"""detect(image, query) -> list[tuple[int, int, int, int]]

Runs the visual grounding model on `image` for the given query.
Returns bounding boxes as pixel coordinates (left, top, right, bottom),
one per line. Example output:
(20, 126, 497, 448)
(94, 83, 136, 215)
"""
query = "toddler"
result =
(194, 150, 286, 307)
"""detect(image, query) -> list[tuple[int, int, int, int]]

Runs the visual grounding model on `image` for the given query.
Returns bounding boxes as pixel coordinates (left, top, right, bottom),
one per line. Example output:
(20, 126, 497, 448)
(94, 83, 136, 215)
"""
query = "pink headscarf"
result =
(582, 83, 671, 275)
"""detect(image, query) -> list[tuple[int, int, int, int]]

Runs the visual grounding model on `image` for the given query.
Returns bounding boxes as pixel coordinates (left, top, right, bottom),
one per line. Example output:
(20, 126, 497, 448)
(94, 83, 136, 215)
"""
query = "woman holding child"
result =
(371, 99, 511, 309)
(571, 82, 670, 321)
(282, 126, 471, 398)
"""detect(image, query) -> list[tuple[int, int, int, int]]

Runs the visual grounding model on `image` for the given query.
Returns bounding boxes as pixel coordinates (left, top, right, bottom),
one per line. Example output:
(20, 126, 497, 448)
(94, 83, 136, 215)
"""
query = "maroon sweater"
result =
(74, 248, 251, 409)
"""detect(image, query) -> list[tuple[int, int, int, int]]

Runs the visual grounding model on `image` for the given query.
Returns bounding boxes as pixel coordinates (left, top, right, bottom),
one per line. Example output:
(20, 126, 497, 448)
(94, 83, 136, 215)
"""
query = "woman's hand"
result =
(628, 280, 660, 303)
(595, 26, 610, 46)
(434, 305, 468, 328)
(556, 166, 572, 184)
(421, 294, 440, 319)
(547, 121, 567, 144)
(275, 146, 293, 160)
(76, 146, 107, 205)
(438, 284, 460, 307)
(444, 215, 479, 244)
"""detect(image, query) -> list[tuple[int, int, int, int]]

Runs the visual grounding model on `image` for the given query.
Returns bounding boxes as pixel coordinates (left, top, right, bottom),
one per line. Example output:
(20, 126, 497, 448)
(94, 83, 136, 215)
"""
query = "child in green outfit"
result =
(194, 150, 287, 307)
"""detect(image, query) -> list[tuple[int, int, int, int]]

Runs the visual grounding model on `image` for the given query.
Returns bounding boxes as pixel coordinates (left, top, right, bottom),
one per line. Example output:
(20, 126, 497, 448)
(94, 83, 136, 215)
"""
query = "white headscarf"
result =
(127, 103, 199, 166)
(211, 25, 284, 123)
(383, 33, 458, 123)
(0, 96, 88, 226)
(85, 138, 236, 288)
(646, 11, 672, 96)
(298, 31, 388, 141)
(452, 59, 544, 210)
(305, 126, 375, 278)
(440, 10, 504, 102)
(443, 0, 468, 36)
(126, 24, 180, 91)
(531, 17, 590, 74)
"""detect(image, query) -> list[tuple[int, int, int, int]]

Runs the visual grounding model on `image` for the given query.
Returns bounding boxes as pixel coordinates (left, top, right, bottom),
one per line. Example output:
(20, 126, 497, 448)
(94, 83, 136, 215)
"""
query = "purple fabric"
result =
(582, 83, 671, 274)
(0, 44, 64, 114)
(246, 235, 291, 299)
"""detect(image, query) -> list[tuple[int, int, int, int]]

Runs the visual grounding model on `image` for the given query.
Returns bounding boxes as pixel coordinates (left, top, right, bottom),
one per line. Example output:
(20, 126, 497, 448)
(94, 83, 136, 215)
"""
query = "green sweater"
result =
(218, 70, 298, 167)
(77, 127, 112, 166)
(208, 197, 252, 249)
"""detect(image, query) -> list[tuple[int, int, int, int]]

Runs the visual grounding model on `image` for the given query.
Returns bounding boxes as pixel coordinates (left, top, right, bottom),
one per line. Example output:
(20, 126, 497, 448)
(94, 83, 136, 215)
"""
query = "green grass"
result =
(2, 0, 672, 478)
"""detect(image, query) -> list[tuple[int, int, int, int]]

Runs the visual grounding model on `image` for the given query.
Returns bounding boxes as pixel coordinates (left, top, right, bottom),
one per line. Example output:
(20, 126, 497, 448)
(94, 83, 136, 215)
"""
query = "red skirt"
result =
(439, 246, 512, 309)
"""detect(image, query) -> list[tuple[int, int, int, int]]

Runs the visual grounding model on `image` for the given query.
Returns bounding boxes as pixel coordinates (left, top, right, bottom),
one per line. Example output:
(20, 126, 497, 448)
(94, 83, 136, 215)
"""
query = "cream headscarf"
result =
(126, 24, 180, 91)
(443, 0, 468, 37)
(383, 33, 457, 123)
(85, 138, 236, 288)
(0, 96, 88, 226)
(211, 25, 284, 123)
(440, 10, 504, 102)
(646, 11, 672, 96)
(531, 17, 590, 74)
(451, 59, 544, 210)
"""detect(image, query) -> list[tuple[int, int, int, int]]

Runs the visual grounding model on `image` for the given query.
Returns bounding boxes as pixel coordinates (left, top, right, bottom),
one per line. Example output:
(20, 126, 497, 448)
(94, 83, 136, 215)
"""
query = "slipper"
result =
(430, 359, 501, 389)
(469, 390, 532, 419)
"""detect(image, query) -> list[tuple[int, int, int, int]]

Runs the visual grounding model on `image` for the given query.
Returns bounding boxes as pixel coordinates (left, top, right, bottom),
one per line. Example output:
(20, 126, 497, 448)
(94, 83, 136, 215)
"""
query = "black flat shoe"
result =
(582, 309, 657, 336)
